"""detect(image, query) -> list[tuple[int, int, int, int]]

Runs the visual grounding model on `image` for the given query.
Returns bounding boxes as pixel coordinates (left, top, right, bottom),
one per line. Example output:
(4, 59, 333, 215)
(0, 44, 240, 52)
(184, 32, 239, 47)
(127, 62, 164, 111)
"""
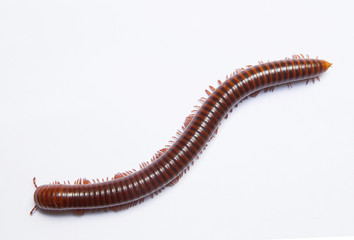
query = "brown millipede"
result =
(31, 55, 331, 214)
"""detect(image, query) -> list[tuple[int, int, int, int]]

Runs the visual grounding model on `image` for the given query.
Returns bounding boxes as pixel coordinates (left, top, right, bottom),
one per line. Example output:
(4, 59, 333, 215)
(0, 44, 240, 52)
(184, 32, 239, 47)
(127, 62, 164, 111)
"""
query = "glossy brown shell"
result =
(34, 58, 331, 211)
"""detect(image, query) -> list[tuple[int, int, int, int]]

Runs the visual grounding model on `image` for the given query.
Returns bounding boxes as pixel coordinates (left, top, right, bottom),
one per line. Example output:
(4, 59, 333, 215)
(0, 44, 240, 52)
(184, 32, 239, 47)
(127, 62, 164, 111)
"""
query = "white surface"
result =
(276, 237, 354, 240)
(0, 0, 353, 239)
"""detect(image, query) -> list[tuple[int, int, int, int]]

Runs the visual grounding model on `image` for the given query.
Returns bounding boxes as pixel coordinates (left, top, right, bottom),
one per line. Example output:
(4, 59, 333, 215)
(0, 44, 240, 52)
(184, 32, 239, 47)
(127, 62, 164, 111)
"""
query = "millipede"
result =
(31, 54, 332, 215)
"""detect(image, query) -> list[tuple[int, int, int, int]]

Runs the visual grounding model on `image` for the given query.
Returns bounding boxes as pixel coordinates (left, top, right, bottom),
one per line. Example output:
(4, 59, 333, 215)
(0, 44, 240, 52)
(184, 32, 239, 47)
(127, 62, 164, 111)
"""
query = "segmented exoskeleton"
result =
(32, 55, 331, 214)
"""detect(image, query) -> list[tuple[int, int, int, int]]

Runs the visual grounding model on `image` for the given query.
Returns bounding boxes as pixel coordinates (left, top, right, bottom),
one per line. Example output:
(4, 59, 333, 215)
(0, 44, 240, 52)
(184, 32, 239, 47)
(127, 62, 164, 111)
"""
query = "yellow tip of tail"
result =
(323, 60, 332, 70)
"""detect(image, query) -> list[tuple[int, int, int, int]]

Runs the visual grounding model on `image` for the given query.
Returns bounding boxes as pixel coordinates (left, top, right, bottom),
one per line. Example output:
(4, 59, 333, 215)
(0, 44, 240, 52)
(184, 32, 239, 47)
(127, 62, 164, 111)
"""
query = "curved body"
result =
(34, 58, 331, 211)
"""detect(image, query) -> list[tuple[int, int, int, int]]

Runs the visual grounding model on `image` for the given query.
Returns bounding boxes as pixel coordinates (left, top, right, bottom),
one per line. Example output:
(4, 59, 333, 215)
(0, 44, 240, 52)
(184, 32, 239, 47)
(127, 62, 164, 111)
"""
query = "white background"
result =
(0, 0, 353, 239)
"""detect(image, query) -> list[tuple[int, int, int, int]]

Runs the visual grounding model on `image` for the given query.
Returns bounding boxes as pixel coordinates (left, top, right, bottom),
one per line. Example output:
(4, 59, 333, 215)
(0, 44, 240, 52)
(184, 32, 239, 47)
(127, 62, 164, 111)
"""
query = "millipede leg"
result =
(33, 177, 37, 188)
(30, 205, 37, 215)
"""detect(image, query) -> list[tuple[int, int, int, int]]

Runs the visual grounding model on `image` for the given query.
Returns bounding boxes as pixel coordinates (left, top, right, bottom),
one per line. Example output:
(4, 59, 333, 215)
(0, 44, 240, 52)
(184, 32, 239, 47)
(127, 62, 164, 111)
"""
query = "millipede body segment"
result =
(32, 57, 331, 213)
